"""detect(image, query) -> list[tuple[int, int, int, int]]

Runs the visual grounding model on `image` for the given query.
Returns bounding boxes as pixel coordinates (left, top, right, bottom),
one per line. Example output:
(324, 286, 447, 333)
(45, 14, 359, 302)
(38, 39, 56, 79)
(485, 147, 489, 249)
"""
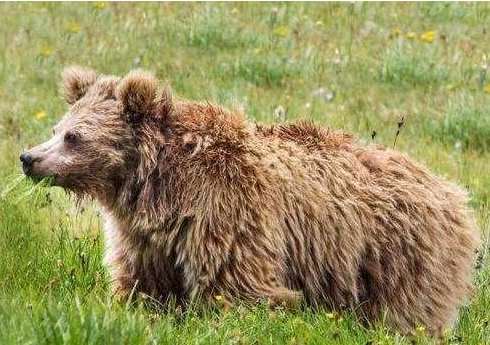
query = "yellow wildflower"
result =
(416, 325, 426, 333)
(67, 22, 82, 33)
(93, 1, 108, 10)
(231, 8, 238, 14)
(94, 1, 107, 10)
(273, 25, 289, 38)
(483, 84, 490, 94)
(40, 47, 52, 58)
(214, 295, 224, 301)
(35, 111, 47, 120)
(420, 31, 436, 43)
(325, 312, 335, 319)
(315, 20, 324, 28)
(405, 31, 416, 39)
(391, 28, 401, 36)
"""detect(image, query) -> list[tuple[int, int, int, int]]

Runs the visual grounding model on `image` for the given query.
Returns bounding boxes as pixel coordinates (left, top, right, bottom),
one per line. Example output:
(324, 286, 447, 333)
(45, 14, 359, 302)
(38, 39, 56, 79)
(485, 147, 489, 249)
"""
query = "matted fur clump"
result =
(23, 67, 480, 335)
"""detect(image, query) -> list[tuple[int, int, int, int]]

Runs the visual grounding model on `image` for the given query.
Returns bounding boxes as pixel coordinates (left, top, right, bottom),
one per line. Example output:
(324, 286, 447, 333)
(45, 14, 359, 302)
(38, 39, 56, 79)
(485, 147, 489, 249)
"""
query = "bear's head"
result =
(20, 66, 166, 202)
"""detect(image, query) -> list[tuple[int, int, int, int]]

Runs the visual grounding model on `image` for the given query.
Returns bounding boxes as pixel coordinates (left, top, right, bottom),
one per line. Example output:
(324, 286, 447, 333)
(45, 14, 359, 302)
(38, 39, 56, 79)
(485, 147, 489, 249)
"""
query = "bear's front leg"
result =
(105, 246, 141, 301)
(102, 216, 141, 300)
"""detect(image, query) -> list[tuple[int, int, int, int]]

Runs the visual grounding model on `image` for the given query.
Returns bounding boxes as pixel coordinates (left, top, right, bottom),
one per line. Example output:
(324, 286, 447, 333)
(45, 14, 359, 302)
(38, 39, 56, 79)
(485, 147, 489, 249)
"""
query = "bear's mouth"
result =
(23, 167, 58, 186)
(25, 173, 57, 186)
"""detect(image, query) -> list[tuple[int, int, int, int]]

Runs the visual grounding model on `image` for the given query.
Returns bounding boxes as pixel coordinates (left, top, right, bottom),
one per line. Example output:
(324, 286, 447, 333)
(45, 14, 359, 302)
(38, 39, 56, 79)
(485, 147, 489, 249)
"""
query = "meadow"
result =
(0, 2, 489, 344)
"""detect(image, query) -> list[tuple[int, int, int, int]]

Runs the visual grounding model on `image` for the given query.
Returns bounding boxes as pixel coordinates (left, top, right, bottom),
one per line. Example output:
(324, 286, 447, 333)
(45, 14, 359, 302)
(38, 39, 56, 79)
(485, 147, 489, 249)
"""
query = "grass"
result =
(0, 2, 490, 344)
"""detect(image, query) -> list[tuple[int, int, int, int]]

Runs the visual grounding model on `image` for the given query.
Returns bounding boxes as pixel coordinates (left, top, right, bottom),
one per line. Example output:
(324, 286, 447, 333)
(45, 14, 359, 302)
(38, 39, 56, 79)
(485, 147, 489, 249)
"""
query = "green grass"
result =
(1, 2, 490, 344)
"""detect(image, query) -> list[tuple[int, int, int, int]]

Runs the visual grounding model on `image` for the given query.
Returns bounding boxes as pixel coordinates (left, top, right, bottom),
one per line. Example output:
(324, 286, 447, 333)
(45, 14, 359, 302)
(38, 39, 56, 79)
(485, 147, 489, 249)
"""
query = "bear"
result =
(21, 66, 480, 335)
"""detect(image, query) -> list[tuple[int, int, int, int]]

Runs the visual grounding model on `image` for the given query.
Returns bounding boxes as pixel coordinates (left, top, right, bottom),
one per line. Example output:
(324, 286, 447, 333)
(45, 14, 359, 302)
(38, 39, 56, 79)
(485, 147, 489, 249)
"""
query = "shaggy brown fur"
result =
(23, 67, 480, 335)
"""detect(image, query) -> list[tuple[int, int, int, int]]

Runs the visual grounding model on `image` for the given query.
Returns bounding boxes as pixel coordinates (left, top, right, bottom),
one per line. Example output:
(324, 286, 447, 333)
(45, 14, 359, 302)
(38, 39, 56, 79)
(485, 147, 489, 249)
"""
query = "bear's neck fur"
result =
(101, 99, 250, 232)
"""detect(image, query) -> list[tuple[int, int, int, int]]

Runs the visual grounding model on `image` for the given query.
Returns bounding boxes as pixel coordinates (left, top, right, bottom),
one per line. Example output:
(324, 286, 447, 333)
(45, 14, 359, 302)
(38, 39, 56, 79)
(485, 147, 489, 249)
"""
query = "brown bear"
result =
(21, 66, 479, 335)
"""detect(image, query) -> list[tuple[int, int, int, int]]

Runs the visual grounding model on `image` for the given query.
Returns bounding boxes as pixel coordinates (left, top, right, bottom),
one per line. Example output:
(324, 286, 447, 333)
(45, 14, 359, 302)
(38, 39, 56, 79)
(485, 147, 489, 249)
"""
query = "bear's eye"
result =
(64, 132, 80, 145)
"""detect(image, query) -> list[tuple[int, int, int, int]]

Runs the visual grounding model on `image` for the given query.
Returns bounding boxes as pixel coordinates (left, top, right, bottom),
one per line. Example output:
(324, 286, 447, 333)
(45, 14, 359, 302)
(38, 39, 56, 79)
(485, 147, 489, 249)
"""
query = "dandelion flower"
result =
(483, 84, 490, 94)
(391, 28, 401, 36)
(405, 31, 416, 39)
(420, 31, 435, 43)
(40, 47, 52, 58)
(67, 22, 82, 33)
(273, 25, 289, 38)
(93, 1, 108, 10)
(35, 111, 47, 120)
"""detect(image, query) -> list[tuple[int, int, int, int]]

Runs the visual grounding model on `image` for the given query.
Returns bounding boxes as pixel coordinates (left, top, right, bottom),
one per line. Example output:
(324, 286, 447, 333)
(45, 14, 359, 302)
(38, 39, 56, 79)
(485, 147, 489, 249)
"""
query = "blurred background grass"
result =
(0, 2, 489, 344)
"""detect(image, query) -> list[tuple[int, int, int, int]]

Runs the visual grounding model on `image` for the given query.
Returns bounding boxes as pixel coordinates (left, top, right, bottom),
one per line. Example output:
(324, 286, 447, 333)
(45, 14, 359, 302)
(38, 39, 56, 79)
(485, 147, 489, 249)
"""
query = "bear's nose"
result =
(20, 152, 34, 174)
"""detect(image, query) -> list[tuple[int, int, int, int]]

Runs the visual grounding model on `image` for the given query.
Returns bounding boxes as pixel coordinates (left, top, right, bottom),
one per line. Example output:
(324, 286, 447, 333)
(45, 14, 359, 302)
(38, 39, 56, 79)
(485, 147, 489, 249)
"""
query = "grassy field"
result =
(1, 2, 490, 344)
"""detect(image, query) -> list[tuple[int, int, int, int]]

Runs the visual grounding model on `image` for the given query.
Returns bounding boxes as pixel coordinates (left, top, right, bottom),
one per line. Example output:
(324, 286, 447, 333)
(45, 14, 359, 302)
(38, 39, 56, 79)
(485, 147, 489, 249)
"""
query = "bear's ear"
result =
(60, 66, 98, 105)
(116, 70, 158, 123)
